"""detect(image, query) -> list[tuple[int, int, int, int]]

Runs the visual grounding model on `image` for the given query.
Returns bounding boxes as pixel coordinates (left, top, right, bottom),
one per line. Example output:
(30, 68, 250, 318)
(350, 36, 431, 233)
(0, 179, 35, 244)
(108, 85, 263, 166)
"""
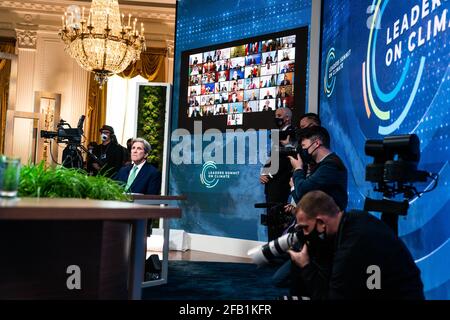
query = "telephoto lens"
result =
(247, 230, 304, 265)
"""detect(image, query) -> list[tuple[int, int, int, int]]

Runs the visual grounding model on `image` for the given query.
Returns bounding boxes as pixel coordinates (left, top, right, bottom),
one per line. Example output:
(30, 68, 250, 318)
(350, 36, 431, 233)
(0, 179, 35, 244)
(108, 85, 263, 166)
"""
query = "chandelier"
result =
(59, 0, 146, 88)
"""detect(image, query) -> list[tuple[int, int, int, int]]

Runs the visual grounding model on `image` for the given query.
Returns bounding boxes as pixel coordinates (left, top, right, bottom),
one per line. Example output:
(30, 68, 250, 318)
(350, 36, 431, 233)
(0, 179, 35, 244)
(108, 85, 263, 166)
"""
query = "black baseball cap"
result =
(99, 125, 114, 134)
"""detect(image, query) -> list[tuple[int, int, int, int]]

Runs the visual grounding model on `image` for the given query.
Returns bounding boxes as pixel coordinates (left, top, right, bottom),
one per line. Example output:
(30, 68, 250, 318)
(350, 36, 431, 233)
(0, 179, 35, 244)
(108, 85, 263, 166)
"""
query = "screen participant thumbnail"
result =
(245, 41, 261, 55)
(279, 47, 295, 62)
(262, 51, 277, 64)
(189, 53, 203, 65)
(260, 63, 277, 76)
(262, 39, 277, 52)
(259, 99, 275, 111)
(214, 48, 230, 61)
(229, 67, 245, 81)
(245, 54, 262, 66)
(278, 72, 293, 86)
(260, 87, 276, 100)
(277, 35, 296, 49)
(231, 45, 246, 58)
(229, 102, 243, 114)
(259, 75, 277, 88)
(245, 65, 260, 78)
(245, 77, 259, 89)
(203, 50, 216, 62)
(244, 89, 259, 101)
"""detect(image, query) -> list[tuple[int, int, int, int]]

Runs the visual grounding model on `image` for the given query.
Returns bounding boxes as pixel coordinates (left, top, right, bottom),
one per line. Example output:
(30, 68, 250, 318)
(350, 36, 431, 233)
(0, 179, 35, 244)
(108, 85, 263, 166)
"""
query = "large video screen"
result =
(178, 28, 308, 131)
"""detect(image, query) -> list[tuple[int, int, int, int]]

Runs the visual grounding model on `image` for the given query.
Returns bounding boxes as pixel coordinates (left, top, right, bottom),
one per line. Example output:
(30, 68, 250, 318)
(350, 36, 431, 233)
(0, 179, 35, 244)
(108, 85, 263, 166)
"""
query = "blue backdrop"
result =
(319, 0, 450, 299)
(169, 0, 311, 241)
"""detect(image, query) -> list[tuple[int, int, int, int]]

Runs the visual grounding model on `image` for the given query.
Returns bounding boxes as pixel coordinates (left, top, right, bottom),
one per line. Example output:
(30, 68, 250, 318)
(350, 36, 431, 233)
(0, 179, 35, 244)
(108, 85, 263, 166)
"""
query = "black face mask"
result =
(275, 117, 284, 128)
(304, 224, 334, 259)
(299, 142, 319, 164)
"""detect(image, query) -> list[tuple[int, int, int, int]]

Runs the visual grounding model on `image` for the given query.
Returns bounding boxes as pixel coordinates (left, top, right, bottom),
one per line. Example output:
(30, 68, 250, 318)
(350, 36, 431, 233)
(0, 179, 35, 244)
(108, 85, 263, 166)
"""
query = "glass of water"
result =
(0, 156, 21, 198)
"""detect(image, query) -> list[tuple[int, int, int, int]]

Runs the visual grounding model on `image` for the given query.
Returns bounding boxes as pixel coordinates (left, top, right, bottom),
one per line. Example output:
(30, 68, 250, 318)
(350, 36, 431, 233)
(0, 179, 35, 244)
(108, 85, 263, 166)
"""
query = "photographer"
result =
(260, 107, 294, 240)
(288, 125, 348, 211)
(92, 125, 125, 178)
(288, 190, 424, 300)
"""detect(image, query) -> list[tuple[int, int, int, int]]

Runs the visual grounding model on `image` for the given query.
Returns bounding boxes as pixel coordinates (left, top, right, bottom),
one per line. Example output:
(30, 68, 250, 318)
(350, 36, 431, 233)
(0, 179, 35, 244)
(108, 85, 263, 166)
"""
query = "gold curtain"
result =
(117, 48, 167, 82)
(0, 38, 16, 154)
(84, 73, 108, 145)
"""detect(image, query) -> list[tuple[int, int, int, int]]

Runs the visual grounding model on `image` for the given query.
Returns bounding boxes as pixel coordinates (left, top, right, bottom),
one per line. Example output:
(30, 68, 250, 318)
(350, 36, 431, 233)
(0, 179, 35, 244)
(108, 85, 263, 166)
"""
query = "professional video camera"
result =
(364, 134, 438, 235)
(248, 227, 305, 265)
(40, 115, 97, 169)
(41, 115, 85, 144)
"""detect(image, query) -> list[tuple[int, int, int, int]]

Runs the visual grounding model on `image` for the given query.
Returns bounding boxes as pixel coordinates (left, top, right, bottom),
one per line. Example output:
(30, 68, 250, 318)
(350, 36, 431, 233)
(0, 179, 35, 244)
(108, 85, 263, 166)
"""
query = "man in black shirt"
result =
(288, 190, 424, 300)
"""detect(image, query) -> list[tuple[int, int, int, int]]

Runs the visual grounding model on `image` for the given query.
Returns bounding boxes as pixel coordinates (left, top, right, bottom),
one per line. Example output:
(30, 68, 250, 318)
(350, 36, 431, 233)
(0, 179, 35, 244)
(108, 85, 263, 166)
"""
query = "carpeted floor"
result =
(142, 261, 288, 300)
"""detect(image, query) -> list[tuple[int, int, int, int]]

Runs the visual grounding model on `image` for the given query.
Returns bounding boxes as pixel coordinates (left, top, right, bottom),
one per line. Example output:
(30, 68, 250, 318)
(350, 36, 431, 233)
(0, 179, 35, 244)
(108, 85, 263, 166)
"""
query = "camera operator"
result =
(91, 125, 125, 178)
(260, 107, 295, 240)
(288, 125, 348, 211)
(287, 190, 424, 300)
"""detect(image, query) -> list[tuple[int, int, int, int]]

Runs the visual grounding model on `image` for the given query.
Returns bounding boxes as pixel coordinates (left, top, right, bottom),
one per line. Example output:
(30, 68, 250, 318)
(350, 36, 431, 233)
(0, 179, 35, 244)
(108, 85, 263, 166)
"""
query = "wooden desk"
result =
(0, 197, 181, 300)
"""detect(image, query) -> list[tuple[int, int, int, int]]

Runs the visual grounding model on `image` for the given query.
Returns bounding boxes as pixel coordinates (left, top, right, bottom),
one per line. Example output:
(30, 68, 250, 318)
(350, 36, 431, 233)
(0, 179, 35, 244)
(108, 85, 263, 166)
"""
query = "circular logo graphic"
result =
(200, 161, 219, 189)
(324, 47, 337, 97)
(361, 0, 425, 136)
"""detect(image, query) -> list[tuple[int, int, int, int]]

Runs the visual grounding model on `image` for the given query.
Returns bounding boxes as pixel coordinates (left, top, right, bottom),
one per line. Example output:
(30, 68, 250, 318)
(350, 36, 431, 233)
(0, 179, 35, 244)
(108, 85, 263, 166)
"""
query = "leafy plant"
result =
(18, 162, 130, 201)
(137, 85, 166, 170)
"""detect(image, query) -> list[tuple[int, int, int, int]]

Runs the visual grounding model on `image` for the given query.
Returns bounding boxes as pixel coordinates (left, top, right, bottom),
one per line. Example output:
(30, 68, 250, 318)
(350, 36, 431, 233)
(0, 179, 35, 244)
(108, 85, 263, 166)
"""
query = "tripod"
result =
(61, 143, 84, 169)
(61, 143, 103, 170)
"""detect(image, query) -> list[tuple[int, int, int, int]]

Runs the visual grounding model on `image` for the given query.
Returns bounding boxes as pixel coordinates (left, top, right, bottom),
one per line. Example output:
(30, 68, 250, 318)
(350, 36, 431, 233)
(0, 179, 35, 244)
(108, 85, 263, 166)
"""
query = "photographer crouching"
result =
(287, 190, 424, 300)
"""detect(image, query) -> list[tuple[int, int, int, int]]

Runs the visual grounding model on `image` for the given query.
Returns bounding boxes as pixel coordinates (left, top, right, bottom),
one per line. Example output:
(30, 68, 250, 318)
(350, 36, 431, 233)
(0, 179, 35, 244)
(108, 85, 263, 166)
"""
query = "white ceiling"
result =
(0, 0, 176, 47)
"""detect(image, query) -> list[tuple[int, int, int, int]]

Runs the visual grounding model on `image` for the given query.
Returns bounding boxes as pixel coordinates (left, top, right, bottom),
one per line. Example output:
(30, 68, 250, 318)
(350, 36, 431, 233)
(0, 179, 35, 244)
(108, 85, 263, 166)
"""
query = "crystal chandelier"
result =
(59, 0, 146, 88)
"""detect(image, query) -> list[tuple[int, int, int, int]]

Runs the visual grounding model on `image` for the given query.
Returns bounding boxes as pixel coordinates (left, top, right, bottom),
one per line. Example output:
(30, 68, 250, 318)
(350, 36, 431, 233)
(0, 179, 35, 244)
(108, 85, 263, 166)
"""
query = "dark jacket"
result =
(263, 125, 295, 204)
(301, 210, 425, 300)
(116, 162, 161, 195)
(94, 142, 125, 179)
(292, 152, 348, 210)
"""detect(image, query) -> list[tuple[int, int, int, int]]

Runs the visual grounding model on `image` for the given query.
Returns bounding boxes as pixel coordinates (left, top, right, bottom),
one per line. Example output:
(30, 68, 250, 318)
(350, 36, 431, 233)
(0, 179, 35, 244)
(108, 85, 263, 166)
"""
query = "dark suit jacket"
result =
(116, 162, 161, 195)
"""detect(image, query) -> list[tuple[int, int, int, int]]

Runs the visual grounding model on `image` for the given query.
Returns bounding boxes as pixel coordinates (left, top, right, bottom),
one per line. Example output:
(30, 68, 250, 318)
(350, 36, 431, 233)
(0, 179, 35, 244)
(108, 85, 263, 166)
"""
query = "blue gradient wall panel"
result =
(170, 0, 311, 241)
(320, 0, 449, 299)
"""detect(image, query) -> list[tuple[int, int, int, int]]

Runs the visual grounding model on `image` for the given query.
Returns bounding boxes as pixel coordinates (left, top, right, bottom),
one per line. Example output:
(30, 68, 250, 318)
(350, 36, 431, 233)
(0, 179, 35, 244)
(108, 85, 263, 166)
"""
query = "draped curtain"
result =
(84, 48, 166, 146)
(0, 38, 16, 154)
(117, 48, 167, 81)
(85, 73, 108, 145)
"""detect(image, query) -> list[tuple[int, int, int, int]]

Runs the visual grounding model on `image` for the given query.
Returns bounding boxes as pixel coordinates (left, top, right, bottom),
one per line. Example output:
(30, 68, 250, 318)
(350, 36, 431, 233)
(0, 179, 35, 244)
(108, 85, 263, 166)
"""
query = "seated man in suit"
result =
(116, 138, 162, 281)
(116, 138, 161, 195)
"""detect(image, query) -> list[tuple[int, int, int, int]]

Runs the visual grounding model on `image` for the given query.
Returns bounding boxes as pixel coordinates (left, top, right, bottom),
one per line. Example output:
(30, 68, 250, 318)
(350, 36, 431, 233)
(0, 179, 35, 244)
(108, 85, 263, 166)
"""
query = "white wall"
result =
(11, 31, 89, 163)
(105, 75, 148, 146)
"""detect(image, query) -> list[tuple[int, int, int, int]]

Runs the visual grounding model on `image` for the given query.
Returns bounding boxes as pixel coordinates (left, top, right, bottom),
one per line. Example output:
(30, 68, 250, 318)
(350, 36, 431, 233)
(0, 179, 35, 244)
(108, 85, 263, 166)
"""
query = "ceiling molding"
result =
(0, 1, 176, 22)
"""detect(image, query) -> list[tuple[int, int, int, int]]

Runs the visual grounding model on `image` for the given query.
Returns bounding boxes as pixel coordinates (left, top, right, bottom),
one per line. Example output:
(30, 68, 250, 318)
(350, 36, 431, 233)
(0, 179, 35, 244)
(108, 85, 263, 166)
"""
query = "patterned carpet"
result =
(142, 261, 288, 300)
